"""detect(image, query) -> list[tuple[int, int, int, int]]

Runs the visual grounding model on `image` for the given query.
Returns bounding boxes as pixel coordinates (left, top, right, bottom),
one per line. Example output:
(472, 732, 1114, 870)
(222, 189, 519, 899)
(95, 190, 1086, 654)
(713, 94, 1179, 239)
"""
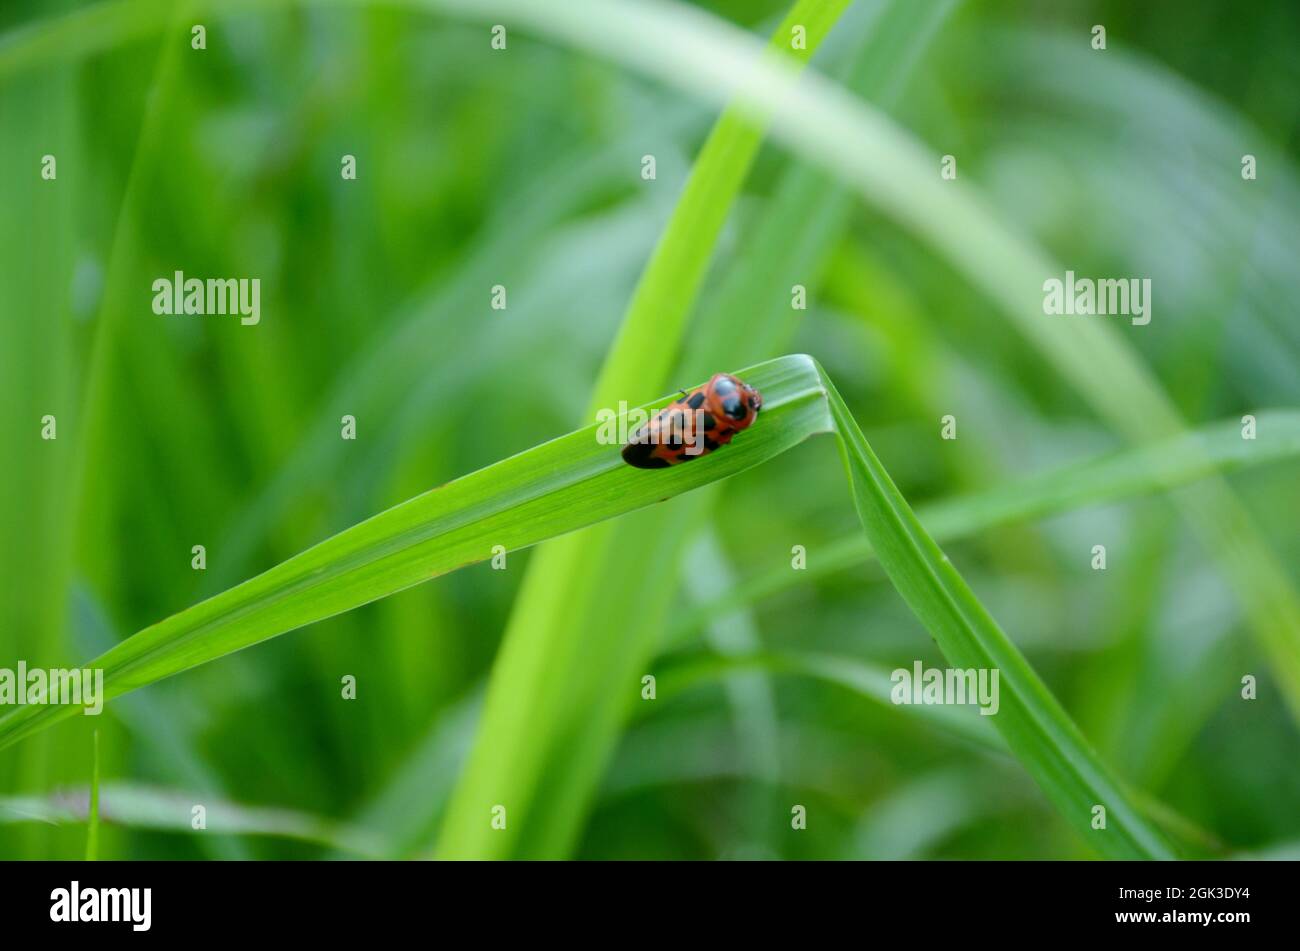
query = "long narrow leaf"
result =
(0, 355, 829, 752)
(682, 411, 1300, 635)
(820, 368, 1173, 859)
(0, 353, 1171, 858)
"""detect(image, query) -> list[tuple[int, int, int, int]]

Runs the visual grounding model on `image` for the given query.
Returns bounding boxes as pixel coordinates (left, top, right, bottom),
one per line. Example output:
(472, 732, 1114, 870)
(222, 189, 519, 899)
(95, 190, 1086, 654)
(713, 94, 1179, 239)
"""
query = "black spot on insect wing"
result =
(660, 409, 689, 449)
(623, 440, 668, 468)
(687, 391, 706, 409)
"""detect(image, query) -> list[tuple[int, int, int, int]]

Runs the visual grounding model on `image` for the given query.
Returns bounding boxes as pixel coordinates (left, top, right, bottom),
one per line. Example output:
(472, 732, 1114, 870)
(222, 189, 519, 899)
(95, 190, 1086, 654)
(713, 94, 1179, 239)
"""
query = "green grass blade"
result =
(819, 365, 1173, 859)
(1, 351, 1169, 858)
(0, 355, 831, 753)
(683, 410, 1300, 634)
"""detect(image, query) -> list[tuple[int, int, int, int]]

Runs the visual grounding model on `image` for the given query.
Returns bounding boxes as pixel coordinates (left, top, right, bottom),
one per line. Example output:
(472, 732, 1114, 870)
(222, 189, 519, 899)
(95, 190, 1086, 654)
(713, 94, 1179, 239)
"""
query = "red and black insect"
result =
(622, 373, 763, 469)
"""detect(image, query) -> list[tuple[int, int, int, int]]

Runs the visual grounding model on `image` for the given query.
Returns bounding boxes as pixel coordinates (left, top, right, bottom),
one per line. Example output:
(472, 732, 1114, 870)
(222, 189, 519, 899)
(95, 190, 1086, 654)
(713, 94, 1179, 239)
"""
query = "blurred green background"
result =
(1, 0, 1297, 860)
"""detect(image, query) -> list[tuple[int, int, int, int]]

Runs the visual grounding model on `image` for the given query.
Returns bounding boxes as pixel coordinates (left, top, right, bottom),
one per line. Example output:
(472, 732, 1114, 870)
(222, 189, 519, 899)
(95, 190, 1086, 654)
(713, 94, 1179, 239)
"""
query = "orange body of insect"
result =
(621, 373, 763, 469)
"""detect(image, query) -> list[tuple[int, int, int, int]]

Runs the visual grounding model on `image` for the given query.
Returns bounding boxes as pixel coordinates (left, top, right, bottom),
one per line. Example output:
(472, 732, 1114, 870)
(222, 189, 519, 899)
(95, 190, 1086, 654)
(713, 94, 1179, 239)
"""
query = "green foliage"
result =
(0, 353, 1172, 858)
(0, 0, 1296, 861)
(0, 356, 829, 753)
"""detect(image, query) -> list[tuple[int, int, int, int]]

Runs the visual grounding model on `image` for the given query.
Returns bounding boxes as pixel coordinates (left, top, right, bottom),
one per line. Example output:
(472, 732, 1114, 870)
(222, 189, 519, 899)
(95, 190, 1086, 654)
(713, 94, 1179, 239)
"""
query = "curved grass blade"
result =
(681, 410, 1300, 636)
(818, 365, 1173, 859)
(0, 355, 831, 753)
(0, 352, 1172, 858)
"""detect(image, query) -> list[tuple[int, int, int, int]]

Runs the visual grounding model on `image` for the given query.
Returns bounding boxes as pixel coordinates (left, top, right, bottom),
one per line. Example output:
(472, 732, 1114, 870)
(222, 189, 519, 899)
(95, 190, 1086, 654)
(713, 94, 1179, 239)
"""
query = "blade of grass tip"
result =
(85, 731, 100, 861)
